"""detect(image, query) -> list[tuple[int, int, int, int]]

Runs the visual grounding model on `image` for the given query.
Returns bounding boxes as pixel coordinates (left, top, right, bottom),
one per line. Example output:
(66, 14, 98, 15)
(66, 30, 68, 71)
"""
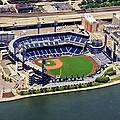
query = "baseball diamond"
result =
(34, 55, 98, 78)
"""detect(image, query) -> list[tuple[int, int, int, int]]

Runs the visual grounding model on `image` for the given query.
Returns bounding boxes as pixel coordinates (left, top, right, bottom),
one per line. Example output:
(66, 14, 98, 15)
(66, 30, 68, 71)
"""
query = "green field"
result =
(36, 56, 95, 78)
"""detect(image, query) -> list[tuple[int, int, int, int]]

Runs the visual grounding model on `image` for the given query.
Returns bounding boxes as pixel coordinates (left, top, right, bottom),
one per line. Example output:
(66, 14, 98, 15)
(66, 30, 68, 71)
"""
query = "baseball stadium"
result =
(8, 31, 112, 86)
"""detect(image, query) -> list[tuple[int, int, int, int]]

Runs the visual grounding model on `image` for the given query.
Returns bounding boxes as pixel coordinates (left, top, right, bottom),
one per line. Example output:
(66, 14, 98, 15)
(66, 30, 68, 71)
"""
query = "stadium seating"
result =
(8, 32, 90, 72)
(95, 52, 111, 65)
(25, 45, 83, 60)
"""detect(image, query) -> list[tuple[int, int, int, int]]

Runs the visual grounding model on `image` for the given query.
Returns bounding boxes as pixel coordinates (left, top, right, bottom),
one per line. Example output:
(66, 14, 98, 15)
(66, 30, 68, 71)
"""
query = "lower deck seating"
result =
(26, 46, 82, 60)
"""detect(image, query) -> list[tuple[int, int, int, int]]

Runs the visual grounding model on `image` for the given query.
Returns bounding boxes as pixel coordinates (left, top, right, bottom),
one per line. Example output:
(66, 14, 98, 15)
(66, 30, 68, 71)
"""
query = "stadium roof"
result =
(83, 13, 97, 23)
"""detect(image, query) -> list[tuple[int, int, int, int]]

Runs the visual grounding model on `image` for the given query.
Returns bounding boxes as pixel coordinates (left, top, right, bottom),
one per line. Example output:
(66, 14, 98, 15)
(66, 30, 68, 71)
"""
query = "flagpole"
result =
(60, 68, 62, 77)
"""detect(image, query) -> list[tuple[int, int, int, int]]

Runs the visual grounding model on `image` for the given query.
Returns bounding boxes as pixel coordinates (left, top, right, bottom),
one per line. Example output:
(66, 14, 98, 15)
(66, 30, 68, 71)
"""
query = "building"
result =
(43, 5, 57, 13)
(54, 3, 73, 11)
(82, 14, 99, 33)
(0, 5, 16, 13)
(16, 3, 39, 13)
(0, 31, 15, 49)
(9, 0, 51, 4)
(112, 13, 120, 26)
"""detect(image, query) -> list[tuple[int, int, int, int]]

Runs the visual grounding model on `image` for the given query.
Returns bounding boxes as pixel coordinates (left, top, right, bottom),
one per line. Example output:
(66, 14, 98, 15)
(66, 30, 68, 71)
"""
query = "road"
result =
(0, 9, 120, 28)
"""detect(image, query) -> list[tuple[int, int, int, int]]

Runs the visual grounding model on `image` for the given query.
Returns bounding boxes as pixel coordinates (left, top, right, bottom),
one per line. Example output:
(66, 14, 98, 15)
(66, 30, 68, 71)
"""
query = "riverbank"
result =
(0, 79, 120, 102)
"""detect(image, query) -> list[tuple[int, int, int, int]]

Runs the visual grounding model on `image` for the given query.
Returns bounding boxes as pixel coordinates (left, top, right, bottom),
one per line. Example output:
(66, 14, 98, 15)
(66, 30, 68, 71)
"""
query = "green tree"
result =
(89, 82, 93, 87)
(67, 85, 70, 90)
(74, 85, 78, 89)
(81, 0, 87, 5)
(32, 89, 36, 94)
(95, 0, 101, 3)
(78, 83, 82, 88)
(63, 86, 67, 90)
(52, 87, 56, 92)
(40, 88, 44, 93)
(101, 0, 107, 2)
(19, 91, 24, 95)
(95, 76, 110, 83)
(28, 90, 32, 94)
(43, 88, 47, 93)
(56, 86, 59, 91)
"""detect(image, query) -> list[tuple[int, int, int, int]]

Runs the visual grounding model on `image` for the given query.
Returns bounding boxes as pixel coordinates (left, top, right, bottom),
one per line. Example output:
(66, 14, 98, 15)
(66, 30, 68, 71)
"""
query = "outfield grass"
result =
(43, 56, 95, 78)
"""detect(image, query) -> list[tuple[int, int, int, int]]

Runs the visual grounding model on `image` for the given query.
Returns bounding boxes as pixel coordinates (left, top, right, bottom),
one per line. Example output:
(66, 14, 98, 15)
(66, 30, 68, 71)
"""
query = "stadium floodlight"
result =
(37, 22, 41, 34)
(54, 21, 58, 32)
(41, 58, 46, 86)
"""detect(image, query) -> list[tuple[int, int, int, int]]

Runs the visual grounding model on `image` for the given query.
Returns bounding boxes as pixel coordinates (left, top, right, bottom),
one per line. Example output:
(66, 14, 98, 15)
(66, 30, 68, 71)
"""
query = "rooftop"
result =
(54, 3, 72, 9)
(104, 24, 119, 29)
(84, 13, 97, 23)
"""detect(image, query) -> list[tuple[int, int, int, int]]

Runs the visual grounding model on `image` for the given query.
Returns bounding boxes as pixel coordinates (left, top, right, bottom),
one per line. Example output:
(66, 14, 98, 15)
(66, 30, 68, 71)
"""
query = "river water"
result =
(0, 84, 120, 120)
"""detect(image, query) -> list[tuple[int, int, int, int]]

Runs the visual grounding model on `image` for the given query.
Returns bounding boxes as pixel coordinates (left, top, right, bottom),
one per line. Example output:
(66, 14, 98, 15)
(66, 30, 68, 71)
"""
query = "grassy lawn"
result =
(111, 76, 120, 81)
(45, 56, 94, 78)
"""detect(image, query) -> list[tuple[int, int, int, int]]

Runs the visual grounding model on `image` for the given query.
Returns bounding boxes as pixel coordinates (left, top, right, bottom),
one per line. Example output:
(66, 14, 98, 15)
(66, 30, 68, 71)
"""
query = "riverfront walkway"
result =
(1, 79, 120, 102)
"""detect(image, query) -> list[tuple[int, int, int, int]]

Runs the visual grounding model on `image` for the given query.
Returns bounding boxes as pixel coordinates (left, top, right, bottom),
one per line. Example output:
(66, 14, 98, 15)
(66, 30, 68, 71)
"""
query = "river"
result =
(0, 84, 120, 120)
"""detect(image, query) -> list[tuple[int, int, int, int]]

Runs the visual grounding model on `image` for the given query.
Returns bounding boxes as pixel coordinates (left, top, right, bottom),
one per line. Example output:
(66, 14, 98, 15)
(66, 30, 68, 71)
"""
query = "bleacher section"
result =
(85, 53, 103, 66)
(85, 52, 111, 65)
(95, 52, 111, 65)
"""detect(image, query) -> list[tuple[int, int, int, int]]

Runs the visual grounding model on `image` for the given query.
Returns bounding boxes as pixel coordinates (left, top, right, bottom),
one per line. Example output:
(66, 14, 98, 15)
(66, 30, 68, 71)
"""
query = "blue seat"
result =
(56, 48, 62, 53)
(54, 36, 59, 40)
(70, 48, 76, 53)
(40, 43, 44, 46)
(29, 51, 35, 56)
(81, 38, 87, 43)
(55, 41, 59, 45)
(59, 36, 64, 41)
(75, 49, 82, 54)
(62, 47, 67, 52)
(34, 50, 39, 55)
(46, 49, 51, 54)
(66, 47, 71, 51)
(50, 49, 56, 53)
(25, 44, 30, 49)
(38, 37, 43, 41)
(35, 43, 39, 47)
(49, 36, 54, 41)
(30, 44, 34, 48)
(70, 35, 76, 41)
(50, 42, 54, 46)
(42, 49, 47, 54)
(38, 50, 43, 55)
(75, 37, 81, 42)
(32, 38, 37, 42)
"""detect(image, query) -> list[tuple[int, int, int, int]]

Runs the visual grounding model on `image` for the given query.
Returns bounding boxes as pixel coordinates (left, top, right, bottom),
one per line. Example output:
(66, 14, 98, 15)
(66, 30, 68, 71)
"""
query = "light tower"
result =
(113, 42, 117, 62)
(42, 59, 46, 86)
(54, 21, 58, 32)
(104, 34, 107, 47)
(37, 22, 41, 34)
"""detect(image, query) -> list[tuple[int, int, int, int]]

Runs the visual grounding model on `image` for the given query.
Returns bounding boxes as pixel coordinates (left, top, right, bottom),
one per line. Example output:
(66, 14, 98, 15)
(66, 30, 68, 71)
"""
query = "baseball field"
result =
(34, 55, 98, 78)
